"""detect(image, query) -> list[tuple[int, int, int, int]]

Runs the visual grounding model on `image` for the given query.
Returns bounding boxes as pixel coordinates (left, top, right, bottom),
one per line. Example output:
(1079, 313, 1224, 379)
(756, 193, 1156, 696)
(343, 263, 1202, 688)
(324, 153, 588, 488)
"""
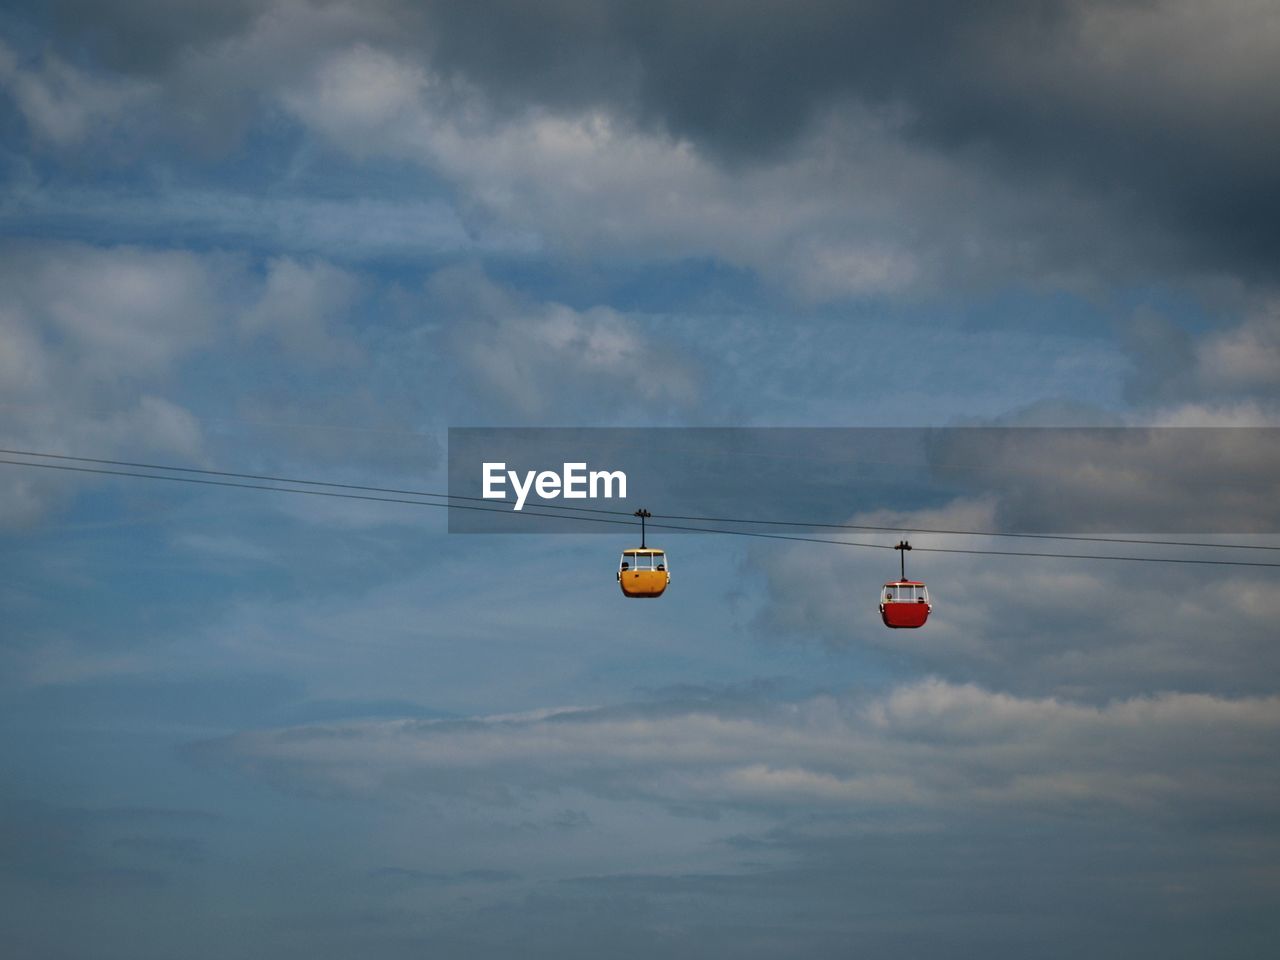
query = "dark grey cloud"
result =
(12, 1, 1279, 285)
(172, 680, 1280, 952)
(405, 0, 1280, 274)
(31, 1, 262, 73)
(925, 427, 1280, 533)
(0, 800, 220, 891)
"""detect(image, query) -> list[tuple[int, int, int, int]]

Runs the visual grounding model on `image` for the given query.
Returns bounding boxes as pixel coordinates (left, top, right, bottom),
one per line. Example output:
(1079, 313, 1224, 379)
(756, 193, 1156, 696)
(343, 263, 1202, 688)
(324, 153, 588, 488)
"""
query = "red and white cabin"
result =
(880, 579, 931, 629)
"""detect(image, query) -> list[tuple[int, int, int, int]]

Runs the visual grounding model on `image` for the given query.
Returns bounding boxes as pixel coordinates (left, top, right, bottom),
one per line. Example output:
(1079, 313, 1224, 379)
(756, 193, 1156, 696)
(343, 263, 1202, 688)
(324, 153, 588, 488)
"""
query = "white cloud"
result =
(173, 532, 278, 563)
(205, 679, 1280, 824)
(277, 44, 1116, 300)
(788, 240, 919, 302)
(1148, 401, 1280, 427)
(750, 496, 1280, 697)
(278, 42, 432, 155)
(0, 241, 419, 526)
(0, 40, 156, 146)
(433, 266, 700, 421)
(7, 2, 1275, 304)
(1193, 299, 1280, 393)
(3, 184, 531, 260)
(0, 243, 232, 525)
(1, 243, 226, 379)
(240, 256, 362, 365)
(4, 11, 1251, 301)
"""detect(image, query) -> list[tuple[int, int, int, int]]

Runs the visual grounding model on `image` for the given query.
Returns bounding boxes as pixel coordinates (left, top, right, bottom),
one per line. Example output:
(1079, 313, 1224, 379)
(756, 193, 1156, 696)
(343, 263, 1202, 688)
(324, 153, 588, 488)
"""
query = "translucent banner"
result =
(447, 427, 1280, 534)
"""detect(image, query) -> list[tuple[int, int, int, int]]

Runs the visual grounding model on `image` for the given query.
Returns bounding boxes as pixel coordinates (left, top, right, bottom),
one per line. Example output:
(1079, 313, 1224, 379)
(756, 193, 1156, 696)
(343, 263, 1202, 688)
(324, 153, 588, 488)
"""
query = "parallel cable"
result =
(4, 456, 1280, 569)
(2, 447, 1276, 553)
(655, 512, 1280, 552)
(0, 448, 631, 518)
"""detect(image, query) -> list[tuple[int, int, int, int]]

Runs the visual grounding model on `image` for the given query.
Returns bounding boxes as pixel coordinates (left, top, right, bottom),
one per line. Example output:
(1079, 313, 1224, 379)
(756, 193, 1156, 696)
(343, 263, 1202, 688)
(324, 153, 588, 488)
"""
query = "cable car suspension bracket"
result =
(635, 508, 652, 549)
(895, 539, 912, 580)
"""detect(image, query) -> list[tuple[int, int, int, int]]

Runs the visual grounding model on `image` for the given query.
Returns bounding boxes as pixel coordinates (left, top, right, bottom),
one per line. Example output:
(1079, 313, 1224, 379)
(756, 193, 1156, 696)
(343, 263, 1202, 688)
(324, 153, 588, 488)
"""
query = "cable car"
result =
(618, 509, 670, 598)
(618, 548, 670, 597)
(880, 540, 931, 628)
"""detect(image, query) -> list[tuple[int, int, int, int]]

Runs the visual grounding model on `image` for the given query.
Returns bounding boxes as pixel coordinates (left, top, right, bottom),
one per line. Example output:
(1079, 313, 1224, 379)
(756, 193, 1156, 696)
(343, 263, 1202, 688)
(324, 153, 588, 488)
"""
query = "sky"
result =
(1, 1, 1279, 956)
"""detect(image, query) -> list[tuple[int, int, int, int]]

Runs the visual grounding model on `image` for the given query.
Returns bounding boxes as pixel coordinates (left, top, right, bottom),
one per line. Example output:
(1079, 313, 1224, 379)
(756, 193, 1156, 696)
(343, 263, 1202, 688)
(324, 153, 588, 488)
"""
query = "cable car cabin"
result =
(618, 548, 670, 598)
(880, 580, 931, 629)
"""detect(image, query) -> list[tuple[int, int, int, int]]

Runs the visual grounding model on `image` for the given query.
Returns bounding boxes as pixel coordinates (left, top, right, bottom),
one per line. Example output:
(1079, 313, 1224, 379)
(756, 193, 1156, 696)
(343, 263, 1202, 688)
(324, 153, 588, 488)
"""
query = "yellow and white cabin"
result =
(617, 548, 670, 598)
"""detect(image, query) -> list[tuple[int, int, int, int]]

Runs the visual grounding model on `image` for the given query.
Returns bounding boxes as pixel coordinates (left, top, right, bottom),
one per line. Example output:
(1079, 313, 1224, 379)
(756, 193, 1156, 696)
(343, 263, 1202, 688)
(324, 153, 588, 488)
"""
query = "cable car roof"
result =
(622, 548, 665, 555)
(884, 579, 926, 586)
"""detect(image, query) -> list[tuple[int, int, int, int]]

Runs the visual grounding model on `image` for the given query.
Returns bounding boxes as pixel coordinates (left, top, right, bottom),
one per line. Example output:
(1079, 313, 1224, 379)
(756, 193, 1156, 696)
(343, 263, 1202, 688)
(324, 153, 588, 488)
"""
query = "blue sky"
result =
(2, 2, 1279, 956)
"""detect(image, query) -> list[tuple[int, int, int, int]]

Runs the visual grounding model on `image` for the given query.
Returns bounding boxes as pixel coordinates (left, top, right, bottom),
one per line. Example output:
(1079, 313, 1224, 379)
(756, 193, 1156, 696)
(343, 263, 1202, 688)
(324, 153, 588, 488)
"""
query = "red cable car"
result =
(880, 540, 931, 629)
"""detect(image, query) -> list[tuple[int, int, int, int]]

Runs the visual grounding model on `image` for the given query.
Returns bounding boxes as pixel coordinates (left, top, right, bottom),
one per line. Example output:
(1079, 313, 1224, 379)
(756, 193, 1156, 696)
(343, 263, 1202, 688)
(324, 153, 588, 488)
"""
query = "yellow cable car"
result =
(617, 509, 669, 598)
(618, 548, 670, 598)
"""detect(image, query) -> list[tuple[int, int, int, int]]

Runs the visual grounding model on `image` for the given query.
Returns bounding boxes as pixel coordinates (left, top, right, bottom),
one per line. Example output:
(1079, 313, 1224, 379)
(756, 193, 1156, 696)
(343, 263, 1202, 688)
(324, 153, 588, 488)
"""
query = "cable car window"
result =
(885, 584, 926, 601)
(653, 552, 666, 570)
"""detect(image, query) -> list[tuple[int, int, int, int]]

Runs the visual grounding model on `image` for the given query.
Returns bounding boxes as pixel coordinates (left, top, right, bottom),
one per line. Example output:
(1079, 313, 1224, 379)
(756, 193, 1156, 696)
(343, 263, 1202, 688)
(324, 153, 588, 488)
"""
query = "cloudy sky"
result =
(2, 1, 1279, 956)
